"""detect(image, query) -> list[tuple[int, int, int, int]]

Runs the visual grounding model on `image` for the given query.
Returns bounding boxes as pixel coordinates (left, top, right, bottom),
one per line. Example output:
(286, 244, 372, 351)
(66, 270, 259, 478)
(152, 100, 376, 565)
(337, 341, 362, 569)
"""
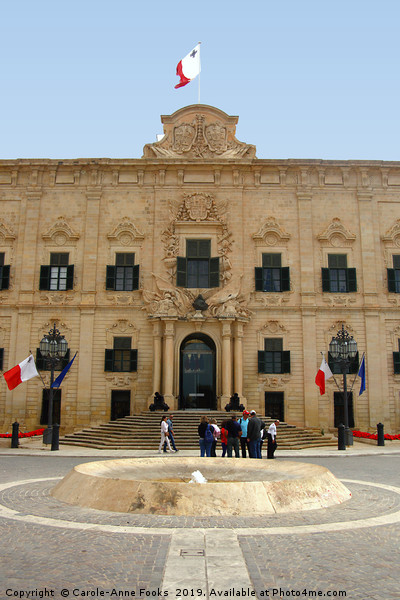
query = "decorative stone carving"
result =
(143, 105, 256, 160)
(322, 296, 357, 307)
(39, 293, 75, 305)
(0, 219, 16, 243)
(42, 216, 80, 246)
(317, 218, 356, 247)
(105, 375, 134, 387)
(142, 273, 195, 317)
(258, 320, 287, 336)
(161, 193, 233, 283)
(252, 217, 290, 247)
(107, 217, 144, 246)
(258, 375, 291, 390)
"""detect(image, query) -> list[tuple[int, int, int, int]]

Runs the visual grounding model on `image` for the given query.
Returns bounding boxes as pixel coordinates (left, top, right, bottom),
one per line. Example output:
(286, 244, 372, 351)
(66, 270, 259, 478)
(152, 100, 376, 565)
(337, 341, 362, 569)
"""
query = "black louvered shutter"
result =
(66, 265, 74, 290)
(394, 352, 400, 374)
(388, 269, 397, 293)
(282, 351, 291, 373)
(258, 350, 266, 373)
(36, 348, 45, 370)
(349, 351, 359, 374)
(106, 266, 116, 290)
(176, 257, 187, 287)
(130, 349, 138, 372)
(347, 268, 357, 292)
(39, 266, 51, 290)
(255, 267, 263, 291)
(104, 349, 114, 372)
(281, 267, 290, 292)
(321, 268, 331, 292)
(132, 264, 139, 290)
(0, 348, 3, 371)
(0, 265, 10, 290)
(209, 257, 220, 288)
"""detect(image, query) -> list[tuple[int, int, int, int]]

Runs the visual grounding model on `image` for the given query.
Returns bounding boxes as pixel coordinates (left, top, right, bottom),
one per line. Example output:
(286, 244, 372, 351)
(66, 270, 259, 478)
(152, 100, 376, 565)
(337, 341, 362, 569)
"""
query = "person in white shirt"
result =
(267, 420, 279, 459)
(158, 415, 173, 453)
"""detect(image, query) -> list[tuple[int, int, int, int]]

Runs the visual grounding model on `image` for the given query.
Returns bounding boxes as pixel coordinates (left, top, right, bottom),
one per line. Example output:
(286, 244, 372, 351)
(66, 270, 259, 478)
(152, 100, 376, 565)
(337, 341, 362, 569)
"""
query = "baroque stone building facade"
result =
(0, 104, 400, 434)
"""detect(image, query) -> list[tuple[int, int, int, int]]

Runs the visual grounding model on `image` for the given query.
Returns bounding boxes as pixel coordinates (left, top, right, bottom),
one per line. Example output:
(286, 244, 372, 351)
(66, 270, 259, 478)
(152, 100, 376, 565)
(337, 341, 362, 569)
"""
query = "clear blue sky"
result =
(1, 0, 399, 161)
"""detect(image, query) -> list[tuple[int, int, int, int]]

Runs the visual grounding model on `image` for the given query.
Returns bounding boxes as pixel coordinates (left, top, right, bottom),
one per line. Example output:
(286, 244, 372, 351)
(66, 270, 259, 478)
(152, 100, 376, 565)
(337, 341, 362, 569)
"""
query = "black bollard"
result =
(377, 422, 385, 447)
(11, 421, 19, 449)
(51, 423, 60, 451)
(338, 423, 346, 450)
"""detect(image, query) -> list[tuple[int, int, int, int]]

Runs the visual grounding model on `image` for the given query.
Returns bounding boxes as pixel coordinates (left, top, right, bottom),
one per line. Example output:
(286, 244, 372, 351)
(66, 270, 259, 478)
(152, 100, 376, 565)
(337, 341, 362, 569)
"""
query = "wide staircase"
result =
(60, 411, 337, 450)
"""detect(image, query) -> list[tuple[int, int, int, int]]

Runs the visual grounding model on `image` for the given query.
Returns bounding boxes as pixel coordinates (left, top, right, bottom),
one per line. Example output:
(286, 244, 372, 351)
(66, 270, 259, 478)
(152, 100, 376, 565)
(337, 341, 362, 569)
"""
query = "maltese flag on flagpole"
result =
(3, 355, 39, 391)
(315, 356, 333, 395)
(175, 43, 201, 89)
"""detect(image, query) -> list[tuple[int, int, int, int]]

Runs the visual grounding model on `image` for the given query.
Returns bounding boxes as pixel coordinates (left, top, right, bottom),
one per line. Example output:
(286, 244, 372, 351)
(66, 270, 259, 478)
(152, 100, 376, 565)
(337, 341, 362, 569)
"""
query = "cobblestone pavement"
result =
(0, 454, 399, 600)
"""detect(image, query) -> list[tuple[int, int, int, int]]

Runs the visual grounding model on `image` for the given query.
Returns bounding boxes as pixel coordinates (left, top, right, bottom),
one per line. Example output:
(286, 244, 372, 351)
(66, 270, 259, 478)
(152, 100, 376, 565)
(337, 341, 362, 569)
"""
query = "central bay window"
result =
(255, 253, 290, 292)
(104, 337, 138, 372)
(0, 253, 10, 290)
(322, 254, 357, 293)
(106, 253, 139, 291)
(40, 253, 74, 291)
(387, 255, 400, 293)
(177, 239, 219, 288)
(258, 338, 291, 374)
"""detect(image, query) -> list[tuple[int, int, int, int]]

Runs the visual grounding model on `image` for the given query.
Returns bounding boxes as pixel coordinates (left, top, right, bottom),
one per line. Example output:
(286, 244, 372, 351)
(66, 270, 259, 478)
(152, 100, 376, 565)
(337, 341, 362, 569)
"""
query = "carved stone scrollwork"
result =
(107, 217, 144, 247)
(39, 293, 75, 305)
(42, 216, 80, 246)
(143, 106, 256, 160)
(258, 375, 291, 390)
(317, 218, 356, 248)
(0, 220, 16, 244)
(252, 217, 290, 247)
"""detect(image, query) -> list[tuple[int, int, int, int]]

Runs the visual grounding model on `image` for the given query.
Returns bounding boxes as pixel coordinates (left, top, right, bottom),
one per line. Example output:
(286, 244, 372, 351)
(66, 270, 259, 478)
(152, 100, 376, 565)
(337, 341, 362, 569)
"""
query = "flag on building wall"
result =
(315, 356, 333, 395)
(51, 352, 77, 389)
(358, 355, 366, 395)
(3, 355, 39, 390)
(175, 44, 201, 89)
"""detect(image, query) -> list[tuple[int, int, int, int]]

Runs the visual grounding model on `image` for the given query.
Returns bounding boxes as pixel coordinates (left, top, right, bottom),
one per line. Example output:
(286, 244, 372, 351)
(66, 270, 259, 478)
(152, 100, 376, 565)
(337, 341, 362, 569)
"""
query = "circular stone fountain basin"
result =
(51, 458, 351, 516)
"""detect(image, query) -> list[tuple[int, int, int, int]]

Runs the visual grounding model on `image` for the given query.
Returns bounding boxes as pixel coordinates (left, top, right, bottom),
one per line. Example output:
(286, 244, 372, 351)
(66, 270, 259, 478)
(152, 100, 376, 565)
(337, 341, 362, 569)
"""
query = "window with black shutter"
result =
(258, 339, 290, 374)
(40, 253, 74, 291)
(388, 255, 400, 293)
(106, 253, 139, 291)
(394, 339, 400, 374)
(0, 348, 3, 371)
(0, 253, 10, 290)
(255, 253, 290, 292)
(104, 337, 137, 372)
(176, 240, 219, 288)
(322, 254, 357, 293)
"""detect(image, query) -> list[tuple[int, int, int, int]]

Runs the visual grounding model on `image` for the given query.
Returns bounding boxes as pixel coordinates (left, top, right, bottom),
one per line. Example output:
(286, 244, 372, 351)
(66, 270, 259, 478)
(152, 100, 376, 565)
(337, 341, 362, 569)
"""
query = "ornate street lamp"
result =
(40, 323, 68, 451)
(329, 324, 358, 448)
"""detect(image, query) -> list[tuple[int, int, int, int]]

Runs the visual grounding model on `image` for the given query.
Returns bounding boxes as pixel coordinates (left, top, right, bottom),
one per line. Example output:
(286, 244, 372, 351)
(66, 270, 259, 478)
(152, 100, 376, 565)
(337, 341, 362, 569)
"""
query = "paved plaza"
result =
(0, 442, 399, 600)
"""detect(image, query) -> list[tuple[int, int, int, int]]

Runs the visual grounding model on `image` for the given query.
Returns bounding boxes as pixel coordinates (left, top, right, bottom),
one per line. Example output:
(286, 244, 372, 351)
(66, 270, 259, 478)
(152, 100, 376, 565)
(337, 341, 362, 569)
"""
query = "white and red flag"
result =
(3, 354, 39, 391)
(315, 356, 333, 395)
(175, 44, 201, 89)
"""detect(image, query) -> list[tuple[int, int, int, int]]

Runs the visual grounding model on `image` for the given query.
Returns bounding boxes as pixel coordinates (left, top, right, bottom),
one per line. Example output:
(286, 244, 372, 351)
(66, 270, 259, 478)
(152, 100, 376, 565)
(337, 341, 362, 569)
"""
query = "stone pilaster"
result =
(162, 319, 176, 408)
(152, 320, 162, 395)
(76, 308, 95, 426)
(221, 320, 233, 405)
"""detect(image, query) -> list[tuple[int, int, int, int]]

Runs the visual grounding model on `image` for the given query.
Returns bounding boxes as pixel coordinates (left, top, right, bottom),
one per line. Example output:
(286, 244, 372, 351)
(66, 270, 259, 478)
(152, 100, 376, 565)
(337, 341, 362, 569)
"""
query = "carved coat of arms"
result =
(205, 123, 227, 153)
(184, 194, 213, 221)
(173, 124, 196, 153)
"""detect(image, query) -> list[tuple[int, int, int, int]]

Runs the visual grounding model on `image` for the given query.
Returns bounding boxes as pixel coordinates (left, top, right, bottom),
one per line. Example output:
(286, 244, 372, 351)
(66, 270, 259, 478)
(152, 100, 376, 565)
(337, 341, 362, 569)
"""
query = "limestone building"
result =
(0, 104, 400, 434)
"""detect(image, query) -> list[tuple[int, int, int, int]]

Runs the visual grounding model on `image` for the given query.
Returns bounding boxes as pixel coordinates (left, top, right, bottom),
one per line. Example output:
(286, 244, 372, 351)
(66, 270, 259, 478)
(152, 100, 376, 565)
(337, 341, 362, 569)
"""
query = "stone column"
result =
(162, 319, 176, 409)
(221, 320, 233, 405)
(297, 192, 319, 427)
(233, 321, 244, 398)
(152, 320, 162, 395)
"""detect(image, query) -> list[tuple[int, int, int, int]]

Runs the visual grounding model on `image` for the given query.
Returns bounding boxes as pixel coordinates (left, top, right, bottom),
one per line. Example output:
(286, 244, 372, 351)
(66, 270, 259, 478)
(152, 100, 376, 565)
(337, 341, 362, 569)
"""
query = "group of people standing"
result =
(198, 411, 279, 459)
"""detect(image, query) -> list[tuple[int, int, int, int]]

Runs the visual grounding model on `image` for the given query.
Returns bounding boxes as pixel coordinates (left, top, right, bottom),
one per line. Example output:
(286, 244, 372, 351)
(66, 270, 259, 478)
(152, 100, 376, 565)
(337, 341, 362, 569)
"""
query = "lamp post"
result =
(329, 324, 357, 448)
(40, 323, 68, 451)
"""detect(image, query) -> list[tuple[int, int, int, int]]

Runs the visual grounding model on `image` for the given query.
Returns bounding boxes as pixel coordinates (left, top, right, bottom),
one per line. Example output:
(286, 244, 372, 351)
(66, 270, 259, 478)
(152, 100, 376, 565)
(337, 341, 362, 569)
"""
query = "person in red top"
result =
(220, 421, 228, 457)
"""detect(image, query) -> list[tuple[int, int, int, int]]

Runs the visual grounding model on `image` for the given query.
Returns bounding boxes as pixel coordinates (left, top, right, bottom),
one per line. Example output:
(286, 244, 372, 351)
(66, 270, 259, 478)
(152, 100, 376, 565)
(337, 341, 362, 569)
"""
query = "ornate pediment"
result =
(42, 217, 80, 246)
(107, 217, 144, 246)
(252, 217, 290, 246)
(143, 105, 256, 160)
(317, 218, 356, 247)
(382, 219, 400, 248)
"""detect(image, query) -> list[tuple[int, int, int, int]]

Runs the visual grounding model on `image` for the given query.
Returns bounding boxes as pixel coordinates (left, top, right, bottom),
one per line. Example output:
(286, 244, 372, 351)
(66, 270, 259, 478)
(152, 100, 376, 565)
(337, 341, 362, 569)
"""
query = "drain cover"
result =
(180, 549, 205, 556)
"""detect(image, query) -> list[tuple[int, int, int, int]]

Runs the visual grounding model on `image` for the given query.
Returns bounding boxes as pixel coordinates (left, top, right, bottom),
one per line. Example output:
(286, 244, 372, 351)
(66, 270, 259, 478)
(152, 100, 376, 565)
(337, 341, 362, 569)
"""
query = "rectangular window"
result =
(322, 255, 356, 293)
(40, 253, 74, 291)
(388, 255, 400, 293)
(104, 338, 138, 372)
(177, 240, 219, 288)
(255, 254, 290, 292)
(106, 253, 139, 291)
(258, 339, 290, 374)
(394, 339, 400, 374)
(0, 252, 10, 290)
(0, 348, 3, 371)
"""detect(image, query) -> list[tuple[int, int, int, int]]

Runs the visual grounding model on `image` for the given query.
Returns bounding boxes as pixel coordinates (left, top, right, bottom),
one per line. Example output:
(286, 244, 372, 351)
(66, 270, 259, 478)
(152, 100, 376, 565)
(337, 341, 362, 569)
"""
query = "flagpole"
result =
(198, 41, 201, 104)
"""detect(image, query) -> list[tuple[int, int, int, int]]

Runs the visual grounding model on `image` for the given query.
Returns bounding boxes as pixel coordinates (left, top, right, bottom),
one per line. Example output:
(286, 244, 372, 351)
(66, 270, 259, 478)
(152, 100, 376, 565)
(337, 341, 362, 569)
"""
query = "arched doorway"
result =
(179, 334, 216, 409)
